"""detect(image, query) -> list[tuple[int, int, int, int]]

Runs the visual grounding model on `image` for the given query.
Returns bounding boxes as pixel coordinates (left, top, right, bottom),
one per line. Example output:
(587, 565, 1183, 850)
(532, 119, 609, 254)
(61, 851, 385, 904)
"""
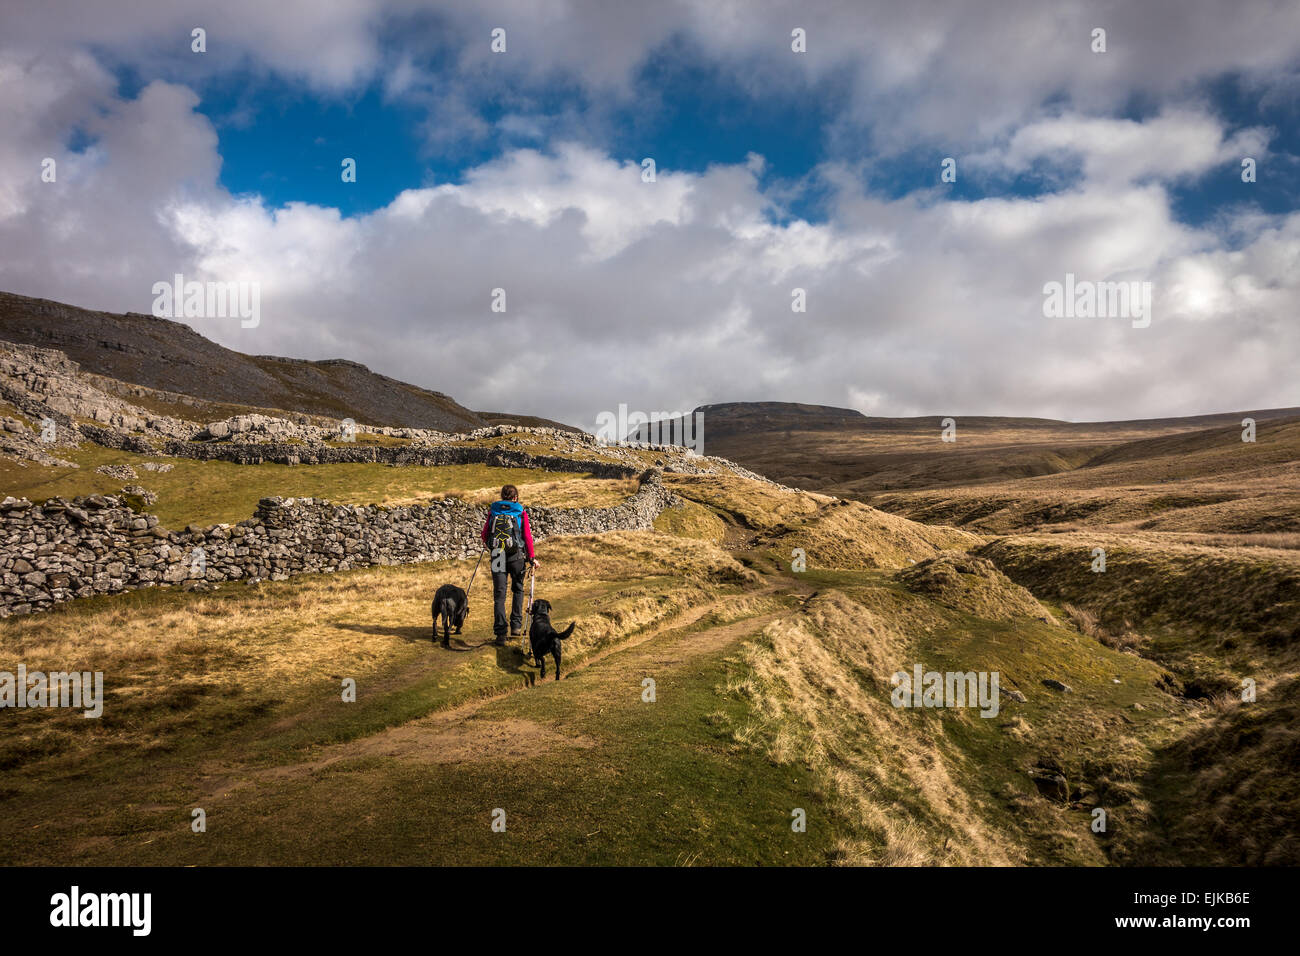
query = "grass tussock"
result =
(1062, 604, 1145, 654)
(558, 582, 717, 661)
(896, 551, 1054, 624)
(756, 500, 982, 571)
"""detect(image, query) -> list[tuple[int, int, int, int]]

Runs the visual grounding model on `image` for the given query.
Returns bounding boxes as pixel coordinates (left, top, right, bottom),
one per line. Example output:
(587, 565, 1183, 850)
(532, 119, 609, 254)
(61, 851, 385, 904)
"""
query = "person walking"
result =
(480, 484, 538, 646)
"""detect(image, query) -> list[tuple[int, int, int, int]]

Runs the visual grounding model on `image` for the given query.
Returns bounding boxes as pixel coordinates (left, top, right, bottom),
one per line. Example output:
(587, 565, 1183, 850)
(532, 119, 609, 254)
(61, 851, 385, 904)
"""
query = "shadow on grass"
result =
(335, 622, 518, 659)
(335, 622, 434, 643)
(495, 641, 535, 685)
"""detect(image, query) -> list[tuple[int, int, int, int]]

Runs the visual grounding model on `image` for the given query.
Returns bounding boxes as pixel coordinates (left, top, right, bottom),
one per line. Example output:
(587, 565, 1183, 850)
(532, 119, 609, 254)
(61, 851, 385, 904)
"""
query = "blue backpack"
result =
(488, 500, 525, 557)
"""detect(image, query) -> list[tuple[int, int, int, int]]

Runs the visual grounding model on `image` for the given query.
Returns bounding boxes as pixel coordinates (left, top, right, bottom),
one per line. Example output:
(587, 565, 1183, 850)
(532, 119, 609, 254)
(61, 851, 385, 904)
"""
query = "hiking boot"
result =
(510, 630, 523, 637)
(493, 636, 506, 646)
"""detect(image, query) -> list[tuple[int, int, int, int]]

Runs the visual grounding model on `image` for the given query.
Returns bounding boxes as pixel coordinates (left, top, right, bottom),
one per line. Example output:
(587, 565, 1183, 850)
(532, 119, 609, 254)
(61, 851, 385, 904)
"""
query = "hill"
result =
(0, 290, 576, 433)
(682, 401, 1300, 494)
(871, 417, 1300, 537)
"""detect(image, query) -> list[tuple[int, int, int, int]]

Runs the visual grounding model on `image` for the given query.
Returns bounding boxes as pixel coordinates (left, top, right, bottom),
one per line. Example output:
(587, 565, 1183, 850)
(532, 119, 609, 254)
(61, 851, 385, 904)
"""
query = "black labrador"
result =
(527, 598, 575, 681)
(431, 584, 468, 647)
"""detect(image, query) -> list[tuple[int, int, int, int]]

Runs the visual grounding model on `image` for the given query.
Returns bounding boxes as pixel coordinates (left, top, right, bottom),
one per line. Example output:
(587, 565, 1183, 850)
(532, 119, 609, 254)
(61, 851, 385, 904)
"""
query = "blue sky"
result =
(5, 0, 1300, 425)
(176, 48, 849, 221)
(152, 48, 1300, 227)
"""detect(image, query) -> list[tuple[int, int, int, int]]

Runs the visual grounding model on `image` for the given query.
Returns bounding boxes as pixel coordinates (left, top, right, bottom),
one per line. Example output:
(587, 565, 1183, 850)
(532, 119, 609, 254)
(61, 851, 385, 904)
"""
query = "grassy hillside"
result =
(871, 417, 1300, 536)
(688, 401, 1300, 507)
(980, 534, 1300, 675)
(3, 457, 1291, 865)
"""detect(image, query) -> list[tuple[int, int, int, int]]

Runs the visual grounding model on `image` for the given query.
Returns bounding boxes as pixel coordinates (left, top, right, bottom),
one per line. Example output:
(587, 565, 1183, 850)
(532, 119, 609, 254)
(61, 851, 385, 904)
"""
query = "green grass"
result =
(0, 444, 594, 527)
(196, 643, 826, 866)
(0, 560, 829, 865)
(0, 399, 36, 430)
(908, 599, 1173, 864)
(653, 497, 729, 545)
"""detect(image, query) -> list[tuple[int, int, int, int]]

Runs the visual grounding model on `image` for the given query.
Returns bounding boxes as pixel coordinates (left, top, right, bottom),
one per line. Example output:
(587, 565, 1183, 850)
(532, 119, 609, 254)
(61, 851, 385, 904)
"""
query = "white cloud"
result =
(6, 1, 1300, 151)
(2, 0, 381, 91)
(449, 144, 695, 259)
(980, 110, 1271, 186)
(0, 7, 1297, 428)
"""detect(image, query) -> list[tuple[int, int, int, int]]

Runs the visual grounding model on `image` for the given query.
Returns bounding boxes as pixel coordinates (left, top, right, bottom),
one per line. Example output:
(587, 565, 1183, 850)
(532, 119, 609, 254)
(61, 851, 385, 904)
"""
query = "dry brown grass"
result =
(0, 565, 459, 767)
(0, 445, 595, 528)
(392, 477, 639, 509)
(0, 529, 749, 677)
(1, 568, 447, 696)
(472, 477, 638, 508)
(707, 421, 1146, 492)
(707, 411, 1300, 506)
(1124, 674, 1300, 865)
(537, 529, 761, 587)
(1144, 531, 1300, 550)
(652, 497, 729, 546)
(664, 473, 830, 530)
(6, 434, 1296, 866)
(757, 500, 982, 571)
(1062, 604, 1145, 653)
(863, 421, 1300, 538)
(874, 480, 1300, 537)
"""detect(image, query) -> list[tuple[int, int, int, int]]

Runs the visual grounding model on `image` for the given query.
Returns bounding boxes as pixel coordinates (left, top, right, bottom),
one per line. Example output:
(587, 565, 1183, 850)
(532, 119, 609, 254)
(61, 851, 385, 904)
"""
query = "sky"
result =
(1, 0, 1297, 429)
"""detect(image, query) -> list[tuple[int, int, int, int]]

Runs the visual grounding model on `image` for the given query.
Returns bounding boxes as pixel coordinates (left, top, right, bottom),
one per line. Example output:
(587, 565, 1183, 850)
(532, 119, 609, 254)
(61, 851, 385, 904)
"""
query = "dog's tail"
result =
(558, 622, 575, 640)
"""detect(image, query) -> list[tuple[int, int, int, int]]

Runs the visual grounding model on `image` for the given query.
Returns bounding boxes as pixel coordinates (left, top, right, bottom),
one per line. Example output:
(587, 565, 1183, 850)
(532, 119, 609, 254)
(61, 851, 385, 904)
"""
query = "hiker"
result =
(481, 484, 538, 646)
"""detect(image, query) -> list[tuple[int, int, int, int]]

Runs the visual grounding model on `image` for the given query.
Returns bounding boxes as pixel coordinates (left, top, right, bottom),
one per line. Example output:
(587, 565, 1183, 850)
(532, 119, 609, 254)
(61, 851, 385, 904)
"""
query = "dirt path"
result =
(199, 575, 810, 801)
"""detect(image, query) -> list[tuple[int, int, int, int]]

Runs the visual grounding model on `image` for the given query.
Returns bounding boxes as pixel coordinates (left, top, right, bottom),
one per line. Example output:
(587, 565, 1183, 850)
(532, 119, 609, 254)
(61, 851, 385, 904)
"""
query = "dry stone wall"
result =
(158, 438, 643, 475)
(0, 470, 675, 618)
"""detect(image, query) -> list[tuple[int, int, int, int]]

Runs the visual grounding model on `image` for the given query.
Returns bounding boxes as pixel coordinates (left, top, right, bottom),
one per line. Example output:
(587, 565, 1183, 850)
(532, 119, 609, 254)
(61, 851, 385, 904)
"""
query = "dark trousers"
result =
(492, 554, 528, 637)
